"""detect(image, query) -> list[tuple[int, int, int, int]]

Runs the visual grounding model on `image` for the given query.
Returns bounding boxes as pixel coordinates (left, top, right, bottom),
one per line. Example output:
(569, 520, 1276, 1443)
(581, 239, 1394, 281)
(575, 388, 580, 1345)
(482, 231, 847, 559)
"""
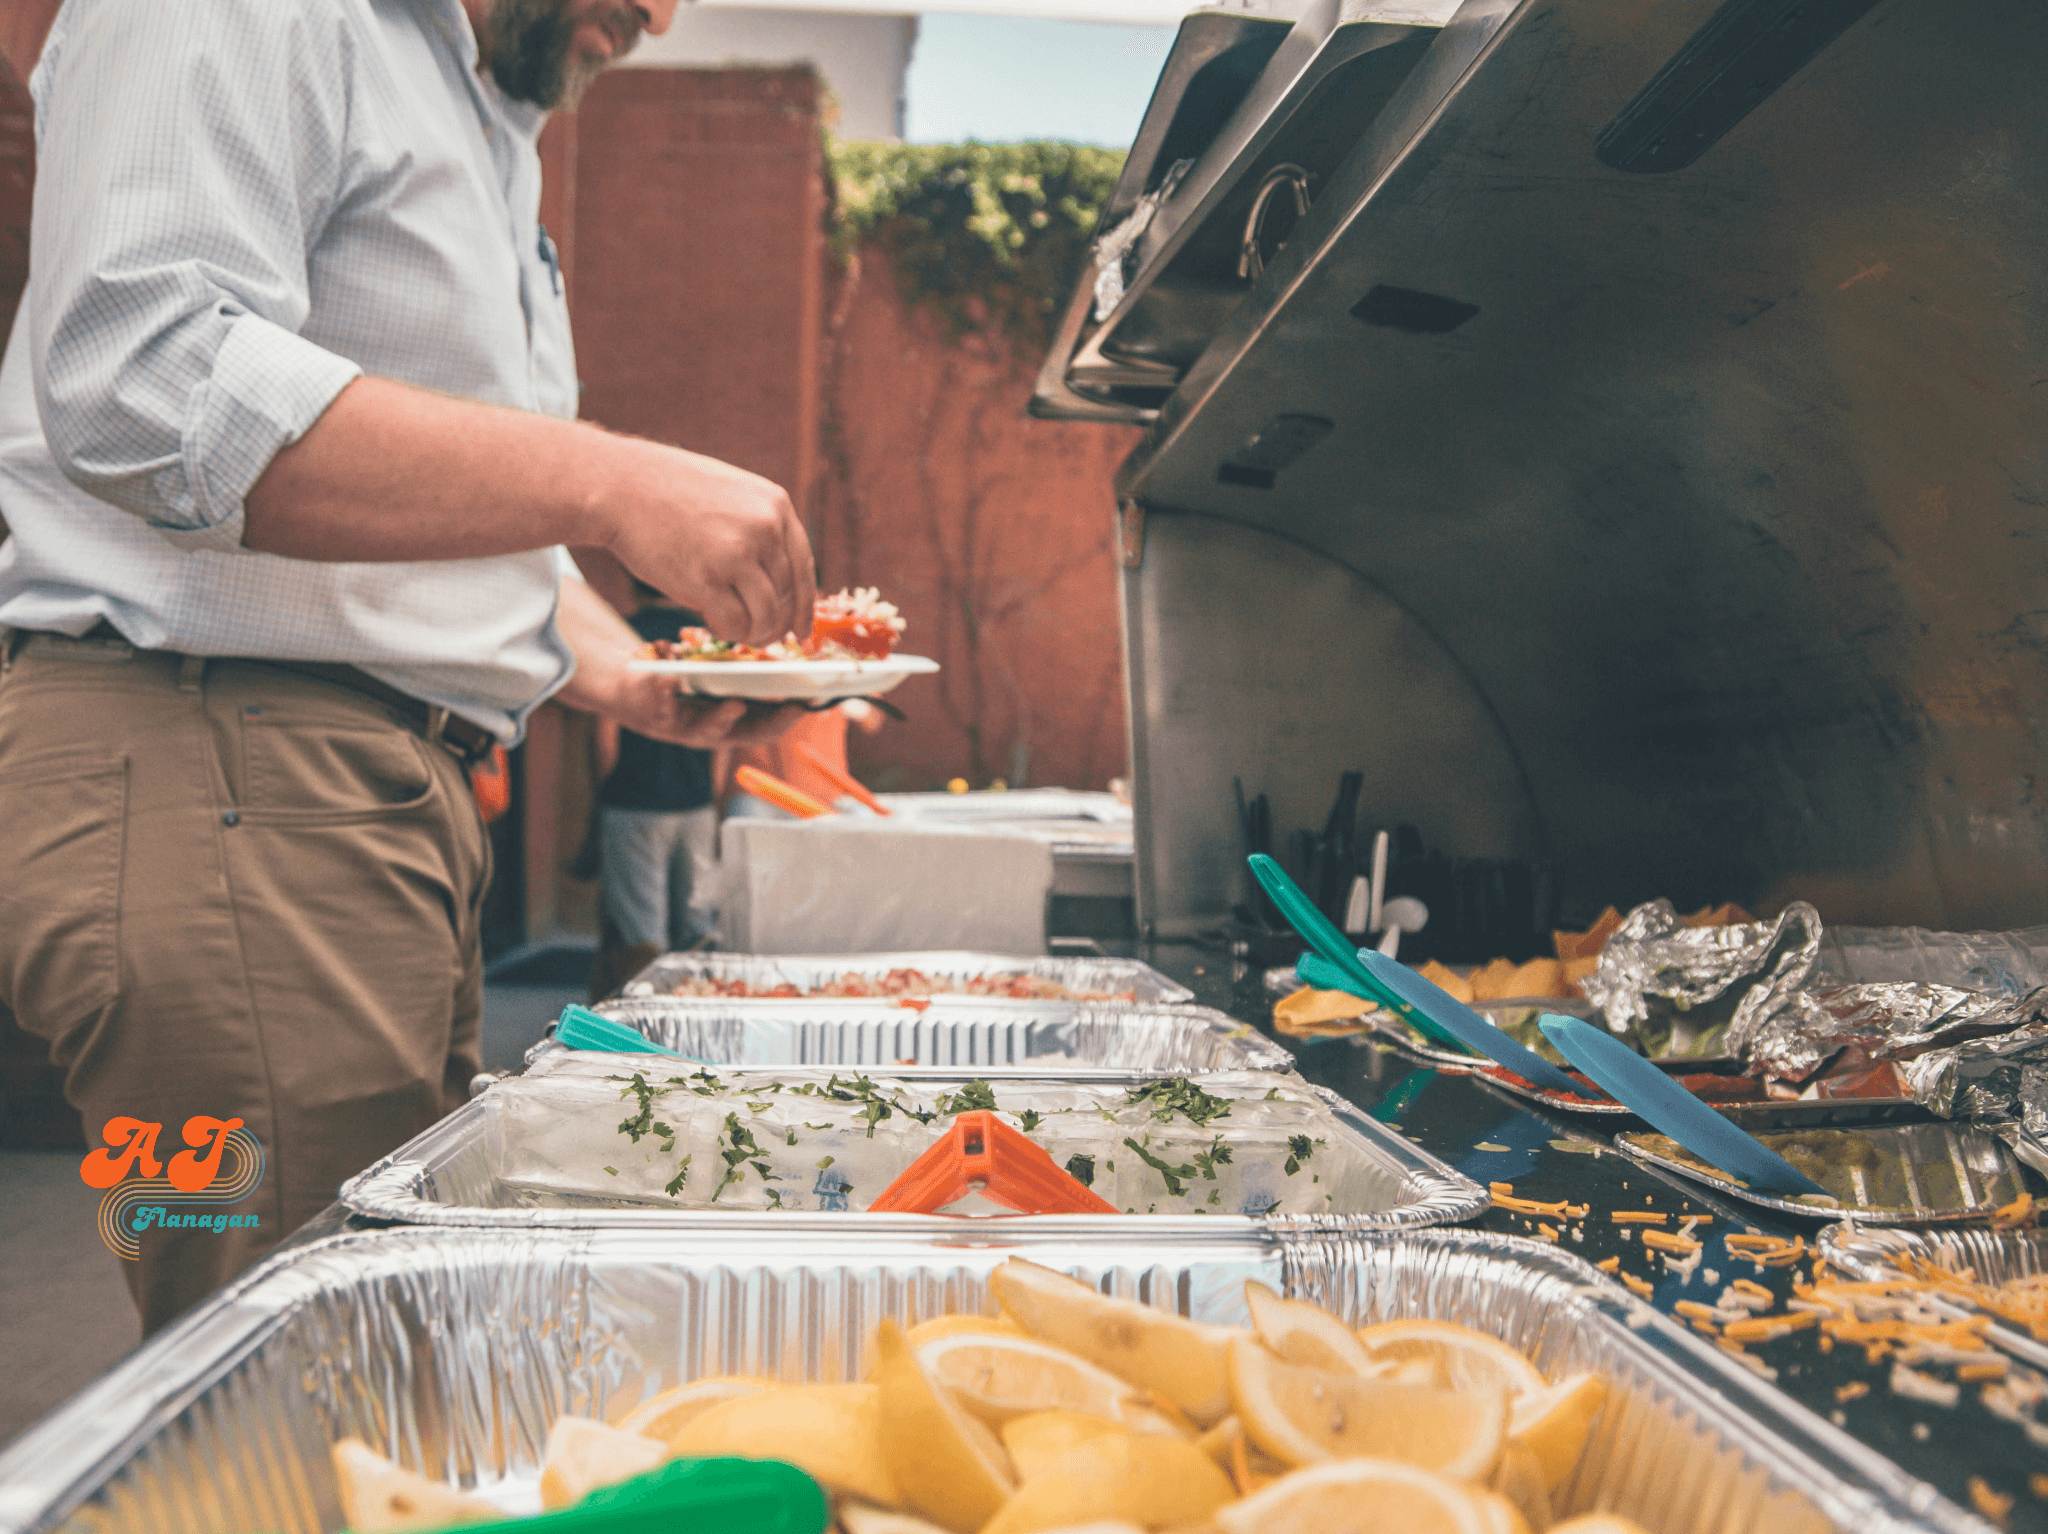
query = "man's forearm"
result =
(244, 378, 627, 563)
(243, 377, 815, 645)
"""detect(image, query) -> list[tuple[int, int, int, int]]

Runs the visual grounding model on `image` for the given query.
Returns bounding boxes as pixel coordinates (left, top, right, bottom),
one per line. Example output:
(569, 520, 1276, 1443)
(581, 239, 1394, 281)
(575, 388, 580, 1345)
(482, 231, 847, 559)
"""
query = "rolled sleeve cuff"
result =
(153, 312, 363, 554)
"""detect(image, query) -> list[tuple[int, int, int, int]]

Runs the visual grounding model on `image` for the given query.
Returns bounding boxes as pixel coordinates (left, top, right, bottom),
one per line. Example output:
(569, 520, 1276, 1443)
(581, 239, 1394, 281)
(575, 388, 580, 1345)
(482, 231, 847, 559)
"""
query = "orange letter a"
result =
(80, 1118, 164, 1189)
(168, 1116, 245, 1193)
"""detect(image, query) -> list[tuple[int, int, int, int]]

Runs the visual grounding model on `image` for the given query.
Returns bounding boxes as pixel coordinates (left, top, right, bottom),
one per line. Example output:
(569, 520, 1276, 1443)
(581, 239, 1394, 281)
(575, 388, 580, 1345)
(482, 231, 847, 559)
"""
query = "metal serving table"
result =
(1142, 939, 2046, 1533)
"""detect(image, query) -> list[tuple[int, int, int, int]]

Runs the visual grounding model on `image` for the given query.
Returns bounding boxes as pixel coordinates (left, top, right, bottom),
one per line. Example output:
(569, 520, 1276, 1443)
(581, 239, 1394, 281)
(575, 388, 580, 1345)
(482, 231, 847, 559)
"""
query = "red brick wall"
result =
(811, 261, 1140, 791)
(568, 68, 824, 513)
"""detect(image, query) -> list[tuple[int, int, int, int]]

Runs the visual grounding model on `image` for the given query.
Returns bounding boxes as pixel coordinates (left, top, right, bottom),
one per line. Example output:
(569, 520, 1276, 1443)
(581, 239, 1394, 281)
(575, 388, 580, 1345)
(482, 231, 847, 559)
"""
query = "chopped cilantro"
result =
(1063, 1154, 1095, 1187)
(616, 1074, 659, 1143)
(747, 1100, 773, 1114)
(816, 1155, 836, 1170)
(1125, 1078, 1233, 1129)
(785, 1128, 799, 1146)
(1284, 1135, 1323, 1176)
(603, 1166, 618, 1177)
(1123, 1137, 1197, 1197)
(1018, 1109, 1042, 1133)
(663, 1156, 692, 1198)
(1191, 1138, 1233, 1181)
(935, 1079, 998, 1116)
(804, 1121, 833, 1131)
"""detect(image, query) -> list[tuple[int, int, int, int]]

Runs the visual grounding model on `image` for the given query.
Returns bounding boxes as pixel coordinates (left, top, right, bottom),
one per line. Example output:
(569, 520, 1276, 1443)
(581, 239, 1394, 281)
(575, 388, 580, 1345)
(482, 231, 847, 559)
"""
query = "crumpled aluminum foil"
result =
(1090, 157, 1193, 321)
(1899, 996, 2048, 1175)
(1581, 899, 1822, 1057)
(1746, 981, 2011, 1082)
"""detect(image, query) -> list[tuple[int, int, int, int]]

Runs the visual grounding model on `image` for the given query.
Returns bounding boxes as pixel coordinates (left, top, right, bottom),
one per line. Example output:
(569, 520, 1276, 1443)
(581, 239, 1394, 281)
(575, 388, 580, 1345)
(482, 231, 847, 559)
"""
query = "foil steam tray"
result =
(339, 1061, 1489, 1237)
(1614, 1122, 2030, 1225)
(566, 996, 1292, 1073)
(0, 1226, 1983, 1534)
(1816, 1223, 2048, 1370)
(620, 949, 1192, 1004)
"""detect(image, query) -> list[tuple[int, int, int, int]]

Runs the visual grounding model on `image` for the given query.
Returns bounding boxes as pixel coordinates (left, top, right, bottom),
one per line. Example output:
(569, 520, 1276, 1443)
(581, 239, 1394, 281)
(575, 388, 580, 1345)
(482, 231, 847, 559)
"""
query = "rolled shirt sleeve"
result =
(29, 0, 365, 552)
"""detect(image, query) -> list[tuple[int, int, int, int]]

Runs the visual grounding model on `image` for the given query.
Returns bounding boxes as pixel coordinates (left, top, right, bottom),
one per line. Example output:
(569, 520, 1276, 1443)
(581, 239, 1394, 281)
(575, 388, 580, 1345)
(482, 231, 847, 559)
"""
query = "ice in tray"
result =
(490, 1067, 1373, 1217)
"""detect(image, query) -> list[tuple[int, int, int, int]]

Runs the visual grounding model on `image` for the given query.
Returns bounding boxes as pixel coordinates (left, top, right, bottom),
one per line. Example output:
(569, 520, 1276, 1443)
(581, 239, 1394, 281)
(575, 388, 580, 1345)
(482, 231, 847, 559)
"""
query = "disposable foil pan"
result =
(570, 996, 1292, 1073)
(621, 949, 1191, 1004)
(1355, 1014, 1923, 1126)
(1816, 1223, 2048, 1370)
(338, 1061, 1487, 1236)
(0, 1226, 1981, 1534)
(1614, 1122, 2029, 1224)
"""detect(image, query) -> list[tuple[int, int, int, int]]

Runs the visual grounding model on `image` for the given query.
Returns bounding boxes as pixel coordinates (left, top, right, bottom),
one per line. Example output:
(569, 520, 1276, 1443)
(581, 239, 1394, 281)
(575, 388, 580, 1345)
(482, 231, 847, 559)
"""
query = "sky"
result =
(904, 15, 1178, 146)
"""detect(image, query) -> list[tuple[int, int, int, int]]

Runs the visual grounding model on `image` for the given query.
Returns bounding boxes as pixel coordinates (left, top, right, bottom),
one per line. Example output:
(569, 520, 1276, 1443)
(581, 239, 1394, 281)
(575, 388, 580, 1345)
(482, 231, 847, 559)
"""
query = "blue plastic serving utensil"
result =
(555, 1003, 710, 1062)
(1538, 1014, 1828, 1197)
(1350, 949, 1589, 1098)
(1249, 854, 1461, 1050)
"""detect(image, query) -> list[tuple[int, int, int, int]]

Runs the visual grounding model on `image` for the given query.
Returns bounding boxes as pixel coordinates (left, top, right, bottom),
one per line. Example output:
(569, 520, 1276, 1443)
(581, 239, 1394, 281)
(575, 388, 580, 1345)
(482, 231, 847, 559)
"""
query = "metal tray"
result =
(571, 996, 1291, 1073)
(339, 1062, 1487, 1237)
(0, 1226, 1984, 1534)
(622, 949, 1191, 1004)
(1614, 1123, 2030, 1225)
(1815, 1223, 2048, 1369)
(1357, 1013, 1925, 1127)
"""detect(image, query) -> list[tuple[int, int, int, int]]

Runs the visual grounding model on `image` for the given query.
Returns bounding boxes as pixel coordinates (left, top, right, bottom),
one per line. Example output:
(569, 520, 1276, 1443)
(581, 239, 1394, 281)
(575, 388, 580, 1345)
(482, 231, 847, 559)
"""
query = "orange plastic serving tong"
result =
(734, 764, 836, 819)
(866, 1112, 1118, 1216)
(794, 741, 889, 815)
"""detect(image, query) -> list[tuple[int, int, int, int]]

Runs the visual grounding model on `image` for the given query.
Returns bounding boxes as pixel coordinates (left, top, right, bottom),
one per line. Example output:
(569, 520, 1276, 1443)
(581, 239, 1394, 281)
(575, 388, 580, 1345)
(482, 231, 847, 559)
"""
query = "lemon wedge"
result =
(1354, 1319, 1547, 1398)
(875, 1316, 1015, 1531)
(538, 1415, 668, 1510)
(906, 1314, 1027, 1346)
(991, 1258, 1234, 1425)
(1478, 1486, 1538, 1534)
(1491, 1439, 1553, 1532)
(614, 1375, 771, 1445)
(919, 1331, 1181, 1434)
(839, 1505, 954, 1534)
(1245, 1280, 1381, 1375)
(1214, 1459, 1500, 1534)
(980, 1427, 1235, 1534)
(1227, 1335, 1507, 1481)
(1549, 1516, 1654, 1534)
(1509, 1372, 1606, 1491)
(330, 1439, 497, 1532)
(665, 1382, 900, 1508)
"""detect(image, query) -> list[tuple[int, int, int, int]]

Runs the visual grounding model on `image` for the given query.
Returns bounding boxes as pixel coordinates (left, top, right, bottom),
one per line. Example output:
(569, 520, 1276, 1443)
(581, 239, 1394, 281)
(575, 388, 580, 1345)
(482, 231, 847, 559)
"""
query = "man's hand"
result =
(588, 436, 816, 647)
(552, 576, 805, 747)
(245, 378, 816, 647)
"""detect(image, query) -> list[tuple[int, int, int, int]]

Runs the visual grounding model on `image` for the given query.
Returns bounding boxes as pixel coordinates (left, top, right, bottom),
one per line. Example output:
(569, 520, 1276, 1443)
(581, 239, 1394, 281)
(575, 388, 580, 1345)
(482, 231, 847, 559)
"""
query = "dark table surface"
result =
(1130, 939, 2046, 1533)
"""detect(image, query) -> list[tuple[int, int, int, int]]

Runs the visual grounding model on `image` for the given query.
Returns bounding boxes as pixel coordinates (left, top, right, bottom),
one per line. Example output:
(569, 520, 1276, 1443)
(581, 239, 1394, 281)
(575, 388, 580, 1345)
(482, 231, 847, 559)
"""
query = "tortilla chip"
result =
(1553, 906, 1623, 962)
(1504, 957, 1568, 999)
(1414, 960, 1474, 1004)
(1562, 955, 1600, 996)
(1272, 986, 1375, 1038)
(1467, 957, 1525, 1001)
(1680, 902, 1754, 928)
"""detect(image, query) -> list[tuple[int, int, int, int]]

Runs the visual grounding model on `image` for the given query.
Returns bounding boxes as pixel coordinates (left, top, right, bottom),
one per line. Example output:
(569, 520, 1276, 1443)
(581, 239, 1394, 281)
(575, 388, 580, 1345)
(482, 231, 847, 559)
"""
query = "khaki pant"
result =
(0, 631, 487, 1335)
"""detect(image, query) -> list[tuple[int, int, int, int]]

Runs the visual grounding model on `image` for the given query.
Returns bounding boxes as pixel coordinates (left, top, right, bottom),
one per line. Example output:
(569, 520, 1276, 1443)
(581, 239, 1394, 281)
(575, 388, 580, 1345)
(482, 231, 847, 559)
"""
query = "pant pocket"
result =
(237, 712, 438, 826)
(0, 750, 125, 1033)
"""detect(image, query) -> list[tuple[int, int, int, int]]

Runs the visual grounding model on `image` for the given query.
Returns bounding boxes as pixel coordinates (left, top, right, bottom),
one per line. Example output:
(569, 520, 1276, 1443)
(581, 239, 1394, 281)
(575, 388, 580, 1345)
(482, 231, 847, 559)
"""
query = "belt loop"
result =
(178, 655, 207, 693)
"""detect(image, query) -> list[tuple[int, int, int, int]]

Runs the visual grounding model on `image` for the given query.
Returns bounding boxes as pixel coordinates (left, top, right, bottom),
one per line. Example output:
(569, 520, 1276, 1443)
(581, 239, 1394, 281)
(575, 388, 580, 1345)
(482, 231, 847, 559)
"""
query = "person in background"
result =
(589, 582, 720, 994)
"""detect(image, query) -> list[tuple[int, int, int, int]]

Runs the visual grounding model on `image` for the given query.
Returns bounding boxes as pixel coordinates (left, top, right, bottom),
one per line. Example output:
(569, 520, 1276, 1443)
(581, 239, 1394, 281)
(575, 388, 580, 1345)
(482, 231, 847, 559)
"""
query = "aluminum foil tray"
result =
(1615, 1122, 2029, 1224)
(0, 1226, 1980, 1534)
(621, 949, 1191, 1004)
(339, 1061, 1487, 1237)
(1354, 1015, 1923, 1126)
(1816, 1223, 2048, 1371)
(571, 996, 1291, 1073)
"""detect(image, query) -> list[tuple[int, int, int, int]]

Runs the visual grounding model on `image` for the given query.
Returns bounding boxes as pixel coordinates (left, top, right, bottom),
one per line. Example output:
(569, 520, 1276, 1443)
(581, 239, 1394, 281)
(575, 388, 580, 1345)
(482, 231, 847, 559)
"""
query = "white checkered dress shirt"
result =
(0, 0, 585, 740)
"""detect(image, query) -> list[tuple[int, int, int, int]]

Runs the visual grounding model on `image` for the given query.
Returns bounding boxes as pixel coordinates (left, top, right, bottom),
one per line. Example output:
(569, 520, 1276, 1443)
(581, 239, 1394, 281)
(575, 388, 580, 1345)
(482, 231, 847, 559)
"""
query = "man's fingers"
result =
(685, 583, 750, 641)
(783, 511, 817, 640)
(730, 565, 783, 648)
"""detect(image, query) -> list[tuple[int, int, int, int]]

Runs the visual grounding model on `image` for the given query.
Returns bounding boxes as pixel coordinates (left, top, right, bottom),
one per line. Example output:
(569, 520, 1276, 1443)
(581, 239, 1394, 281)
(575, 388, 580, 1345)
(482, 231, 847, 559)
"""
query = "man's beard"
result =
(488, 0, 640, 110)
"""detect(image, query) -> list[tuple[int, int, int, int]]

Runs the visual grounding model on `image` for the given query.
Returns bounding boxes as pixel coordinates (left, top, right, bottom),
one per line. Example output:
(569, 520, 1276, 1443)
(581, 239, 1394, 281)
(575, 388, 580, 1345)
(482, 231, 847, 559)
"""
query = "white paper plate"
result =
(625, 652, 939, 700)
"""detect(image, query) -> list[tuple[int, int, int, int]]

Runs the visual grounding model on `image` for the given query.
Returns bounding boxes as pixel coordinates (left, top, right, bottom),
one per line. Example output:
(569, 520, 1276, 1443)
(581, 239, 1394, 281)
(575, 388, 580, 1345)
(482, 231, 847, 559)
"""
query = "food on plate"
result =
(662, 965, 1138, 1003)
(641, 587, 905, 663)
(323, 1262, 1620, 1534)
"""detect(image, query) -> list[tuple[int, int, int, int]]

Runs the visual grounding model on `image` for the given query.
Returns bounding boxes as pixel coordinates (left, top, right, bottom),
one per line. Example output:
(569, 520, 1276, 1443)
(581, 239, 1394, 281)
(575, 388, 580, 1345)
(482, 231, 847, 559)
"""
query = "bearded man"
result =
(0, 0, 810, 1334)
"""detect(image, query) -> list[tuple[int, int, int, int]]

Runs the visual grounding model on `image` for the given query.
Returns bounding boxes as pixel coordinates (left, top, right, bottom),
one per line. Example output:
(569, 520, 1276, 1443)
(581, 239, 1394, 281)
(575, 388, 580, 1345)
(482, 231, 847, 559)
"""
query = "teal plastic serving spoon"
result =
(1539, 1014, 1827, 1197)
